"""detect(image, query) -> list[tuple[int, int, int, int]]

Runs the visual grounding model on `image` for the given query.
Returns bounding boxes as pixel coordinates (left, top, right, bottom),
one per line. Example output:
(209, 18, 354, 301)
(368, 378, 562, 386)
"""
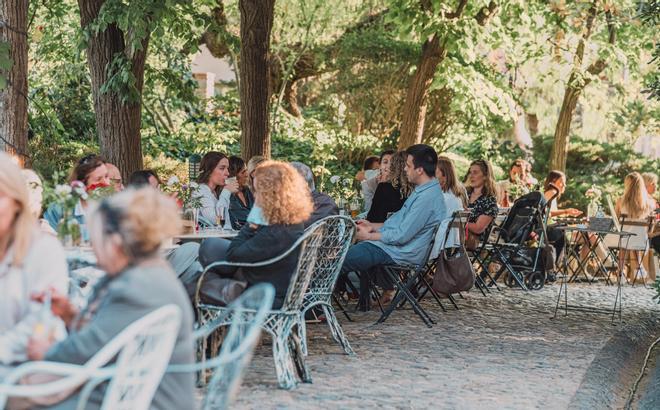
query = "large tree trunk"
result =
(548, 80, 581, 172)
(238, 0, 275, 160)
(0, 0, 28, 165)
(79, 0, 148, 181)
(397, 35, 444, 149)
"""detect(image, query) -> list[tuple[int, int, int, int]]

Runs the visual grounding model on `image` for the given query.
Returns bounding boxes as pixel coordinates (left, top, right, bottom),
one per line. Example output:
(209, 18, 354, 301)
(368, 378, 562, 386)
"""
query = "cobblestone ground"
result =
(227, 283, 659, 409)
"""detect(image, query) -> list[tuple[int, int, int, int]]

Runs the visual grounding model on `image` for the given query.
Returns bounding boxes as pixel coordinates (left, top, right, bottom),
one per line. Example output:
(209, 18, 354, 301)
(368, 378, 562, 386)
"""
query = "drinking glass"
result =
(216, 206, 226, 231)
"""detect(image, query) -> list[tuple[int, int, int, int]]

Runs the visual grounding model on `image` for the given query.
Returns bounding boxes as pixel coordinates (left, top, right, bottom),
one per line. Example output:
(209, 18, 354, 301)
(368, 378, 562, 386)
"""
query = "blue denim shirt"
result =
(368, 179, 446, 266)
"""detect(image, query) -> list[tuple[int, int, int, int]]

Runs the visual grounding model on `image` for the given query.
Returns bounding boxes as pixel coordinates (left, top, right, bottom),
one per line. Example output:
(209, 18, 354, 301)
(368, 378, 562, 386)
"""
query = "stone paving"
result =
(228, 282, 660, 409)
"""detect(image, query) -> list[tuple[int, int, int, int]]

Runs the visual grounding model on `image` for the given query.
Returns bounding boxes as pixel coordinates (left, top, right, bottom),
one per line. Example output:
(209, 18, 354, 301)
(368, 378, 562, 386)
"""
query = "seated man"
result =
(340, 144, 446, 303)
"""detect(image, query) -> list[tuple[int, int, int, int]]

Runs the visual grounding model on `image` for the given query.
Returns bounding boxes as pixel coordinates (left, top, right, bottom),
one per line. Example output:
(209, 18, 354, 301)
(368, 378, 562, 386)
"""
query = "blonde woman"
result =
(616, 172, 654, 220)
(465, 159, 499, 238)
(366, 151, 414, 223)
(431, 156, 468, 255)
(0, 153, 68, 369)
(198, 161, 313, 308)
(28, 188, 194, 409)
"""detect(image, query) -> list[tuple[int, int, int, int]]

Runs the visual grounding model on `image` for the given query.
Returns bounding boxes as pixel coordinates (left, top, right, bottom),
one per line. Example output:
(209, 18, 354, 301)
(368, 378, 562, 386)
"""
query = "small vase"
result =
(181, 208, 198, 234)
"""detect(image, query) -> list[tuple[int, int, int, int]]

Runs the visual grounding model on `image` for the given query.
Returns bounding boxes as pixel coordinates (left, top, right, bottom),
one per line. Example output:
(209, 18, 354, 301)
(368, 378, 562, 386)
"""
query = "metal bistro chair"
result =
(375, 223, 443, 328)
(300, 216, 356, 356)
(620, 216, 653, 286)
(0, 305, 182, 410)
(194, 224, 325, 390)
(76, 286, 276, 410)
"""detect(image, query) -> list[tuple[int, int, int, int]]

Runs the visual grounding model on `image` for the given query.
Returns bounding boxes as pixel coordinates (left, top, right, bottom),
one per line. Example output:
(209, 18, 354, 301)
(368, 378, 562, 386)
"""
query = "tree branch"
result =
(446, 0, 469, 19)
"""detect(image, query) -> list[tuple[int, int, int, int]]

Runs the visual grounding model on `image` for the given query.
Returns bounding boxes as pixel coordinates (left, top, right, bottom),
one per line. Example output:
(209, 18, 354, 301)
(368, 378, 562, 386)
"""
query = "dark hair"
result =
(197, 152, 228, 186)
(128, 169, 160, 188)
(362, 155, 380, 171)
(543, 170, 565, 193)
(510, 158, 526, 171)
(70, 154, 105, 185)
(228, 156, 246, 178)
(380, 149, 395, 161)
(405, 144, 437, 177)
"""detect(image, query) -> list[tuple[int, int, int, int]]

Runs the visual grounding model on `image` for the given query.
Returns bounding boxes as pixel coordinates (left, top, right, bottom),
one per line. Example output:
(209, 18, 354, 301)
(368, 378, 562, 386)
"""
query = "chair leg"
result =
(272, 330, 298, 390)
(289, 326, 312, 383)
(333, 294, 353, 321)
(298, 313, 309, 356)
(322, 304, 356, 356)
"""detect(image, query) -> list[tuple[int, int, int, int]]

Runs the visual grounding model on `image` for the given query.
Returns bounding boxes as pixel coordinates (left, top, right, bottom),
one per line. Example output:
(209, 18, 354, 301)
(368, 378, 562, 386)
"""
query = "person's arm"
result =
(467, 215, 494, 235)
(44, 282, 146, 365)
(196, 185, 217, 222)
(379, 192, 444, 246)
(226, 225, 291, 263)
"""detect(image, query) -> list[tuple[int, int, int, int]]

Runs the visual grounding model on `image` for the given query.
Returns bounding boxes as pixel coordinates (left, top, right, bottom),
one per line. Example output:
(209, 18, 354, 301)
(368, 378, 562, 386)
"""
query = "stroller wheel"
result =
(526, 271, 546, 290)
(504, 273, 516, 288)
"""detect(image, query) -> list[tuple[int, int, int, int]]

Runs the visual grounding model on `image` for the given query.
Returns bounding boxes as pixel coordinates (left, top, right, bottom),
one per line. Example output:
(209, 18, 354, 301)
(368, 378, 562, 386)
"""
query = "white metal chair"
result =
(299, 216, 356, 356)
(195, 224, 324, 389)
(0, 305, 182, 410)
(620, 218, 652, 286)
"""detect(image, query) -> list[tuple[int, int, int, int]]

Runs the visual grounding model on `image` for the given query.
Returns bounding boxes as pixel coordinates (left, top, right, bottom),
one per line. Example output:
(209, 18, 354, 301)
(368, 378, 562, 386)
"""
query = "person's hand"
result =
(32, 288, 77, 324)
(565, 208, 582, 217)
(224, 180, 239, 194)
(356, 224, 372, 241)
(356, 219, 373, 232)
(27, 335, 55, 361)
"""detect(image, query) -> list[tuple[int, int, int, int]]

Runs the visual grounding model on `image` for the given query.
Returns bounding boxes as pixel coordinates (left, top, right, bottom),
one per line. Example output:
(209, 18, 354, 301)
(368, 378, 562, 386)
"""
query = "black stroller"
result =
(483, 191, 553, 290)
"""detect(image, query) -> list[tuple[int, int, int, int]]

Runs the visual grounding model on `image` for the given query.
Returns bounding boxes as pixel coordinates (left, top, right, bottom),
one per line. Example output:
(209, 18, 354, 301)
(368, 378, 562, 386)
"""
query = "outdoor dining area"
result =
(0, 143, 658, 409)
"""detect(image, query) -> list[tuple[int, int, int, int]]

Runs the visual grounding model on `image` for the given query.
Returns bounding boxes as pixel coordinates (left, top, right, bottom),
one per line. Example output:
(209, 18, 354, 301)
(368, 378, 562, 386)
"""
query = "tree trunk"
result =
(397, 35, 444, 149)
(548, 80, 581, 172)
(78, 0, 148, 181)
(0, 0, 28, 165)
(238, 0, 275, 160)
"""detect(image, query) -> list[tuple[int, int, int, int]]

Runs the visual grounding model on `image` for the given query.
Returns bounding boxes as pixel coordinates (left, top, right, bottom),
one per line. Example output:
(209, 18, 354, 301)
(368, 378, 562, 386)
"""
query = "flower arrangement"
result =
(44, 173, 114, 245)
(162, 176, 202, 211)
(585, 185, 603, 201)
(328, 175, 358, 204)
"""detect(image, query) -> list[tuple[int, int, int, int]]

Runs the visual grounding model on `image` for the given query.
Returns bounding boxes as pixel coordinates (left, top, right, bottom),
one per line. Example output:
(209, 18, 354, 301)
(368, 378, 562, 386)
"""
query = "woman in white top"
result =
(0, 152, 68, 368)
(361, 150, 395, 213)
(196, 152, 238, 226)
(615, 172, 654, 282)
(431, 156, 468, 258)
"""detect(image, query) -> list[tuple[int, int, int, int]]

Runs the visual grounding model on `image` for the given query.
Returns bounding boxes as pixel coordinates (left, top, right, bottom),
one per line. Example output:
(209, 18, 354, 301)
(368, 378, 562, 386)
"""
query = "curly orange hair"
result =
(253, 161, 313, 225)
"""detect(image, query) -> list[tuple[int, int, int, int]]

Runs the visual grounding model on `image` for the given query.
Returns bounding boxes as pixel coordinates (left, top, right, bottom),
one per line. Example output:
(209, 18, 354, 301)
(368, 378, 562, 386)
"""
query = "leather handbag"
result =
(433, 213, 475, 296)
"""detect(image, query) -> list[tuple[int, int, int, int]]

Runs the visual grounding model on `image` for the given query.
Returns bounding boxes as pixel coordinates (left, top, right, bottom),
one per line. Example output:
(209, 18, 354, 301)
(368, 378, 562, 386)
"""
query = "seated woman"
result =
(366, 151, 413, 223)
(198, 161, 313, 308)
(195, 152, 238, 227)
(43, 154, 110, 231)
(542, 171, 582, 273)
(361, 150, 395, 213)
(27, 188, 195, 409)
(0, 154, 68, 372)
(227, 156, 254, 230)
(431, 156, 467, 257)
(615, 172, 654, 282)
(465, 159, 499, 247)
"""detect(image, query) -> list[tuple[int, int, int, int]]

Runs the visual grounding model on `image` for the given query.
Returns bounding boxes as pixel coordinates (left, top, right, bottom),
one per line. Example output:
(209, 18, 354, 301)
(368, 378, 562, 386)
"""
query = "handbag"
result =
(198, 275, 247, 307)
(433, 213, 475, 296)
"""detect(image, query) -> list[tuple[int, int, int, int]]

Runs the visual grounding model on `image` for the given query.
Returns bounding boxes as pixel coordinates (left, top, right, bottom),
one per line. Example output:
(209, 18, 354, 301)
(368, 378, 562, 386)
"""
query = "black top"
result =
(229, 188, 254, 230)
(227, 223, 304, 308)
(467, 192, 498, 223)
(367, 182, 407, 223)
(305, 190, 339, 228)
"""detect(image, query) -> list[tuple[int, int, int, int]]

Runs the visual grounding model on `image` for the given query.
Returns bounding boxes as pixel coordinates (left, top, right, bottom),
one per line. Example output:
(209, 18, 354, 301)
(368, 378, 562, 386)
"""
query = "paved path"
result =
(231, 283, 660, 409)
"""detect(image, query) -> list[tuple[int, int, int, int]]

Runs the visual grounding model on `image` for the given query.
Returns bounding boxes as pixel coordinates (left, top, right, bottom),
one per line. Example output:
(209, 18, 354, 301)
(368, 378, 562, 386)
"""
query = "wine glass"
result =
(216, 206, 226, 231)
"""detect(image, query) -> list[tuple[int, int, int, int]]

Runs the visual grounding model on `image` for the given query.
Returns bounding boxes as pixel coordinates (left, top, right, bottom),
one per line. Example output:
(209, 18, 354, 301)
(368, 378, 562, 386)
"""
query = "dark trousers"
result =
(340, 242, 395, 309)
(546, 226, 566, 265)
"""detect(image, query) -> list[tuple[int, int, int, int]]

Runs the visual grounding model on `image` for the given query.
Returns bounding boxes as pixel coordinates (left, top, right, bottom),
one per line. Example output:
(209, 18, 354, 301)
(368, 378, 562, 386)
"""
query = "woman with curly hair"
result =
(198, 161, 313, 308)
(366, 151, 414, 223)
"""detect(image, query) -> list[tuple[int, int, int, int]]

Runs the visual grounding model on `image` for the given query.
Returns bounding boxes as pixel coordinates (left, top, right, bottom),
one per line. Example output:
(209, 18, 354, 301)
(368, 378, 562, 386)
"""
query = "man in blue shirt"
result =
(340, 144, 447, 303)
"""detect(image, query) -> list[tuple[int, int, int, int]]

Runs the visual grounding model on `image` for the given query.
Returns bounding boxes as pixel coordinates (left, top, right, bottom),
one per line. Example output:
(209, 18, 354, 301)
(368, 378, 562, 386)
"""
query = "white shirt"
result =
(0, 230, 68, 364)
(196, 183, 231, 227)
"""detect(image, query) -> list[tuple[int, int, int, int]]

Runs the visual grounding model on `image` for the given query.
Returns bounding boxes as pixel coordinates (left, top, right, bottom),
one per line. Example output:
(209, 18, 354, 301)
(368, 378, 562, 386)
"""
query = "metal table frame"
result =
(553, 226, 634, 322)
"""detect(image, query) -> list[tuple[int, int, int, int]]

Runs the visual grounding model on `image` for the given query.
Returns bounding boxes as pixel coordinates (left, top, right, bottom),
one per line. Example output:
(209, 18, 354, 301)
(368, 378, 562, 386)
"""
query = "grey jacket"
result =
(45, 259, 195, 410)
